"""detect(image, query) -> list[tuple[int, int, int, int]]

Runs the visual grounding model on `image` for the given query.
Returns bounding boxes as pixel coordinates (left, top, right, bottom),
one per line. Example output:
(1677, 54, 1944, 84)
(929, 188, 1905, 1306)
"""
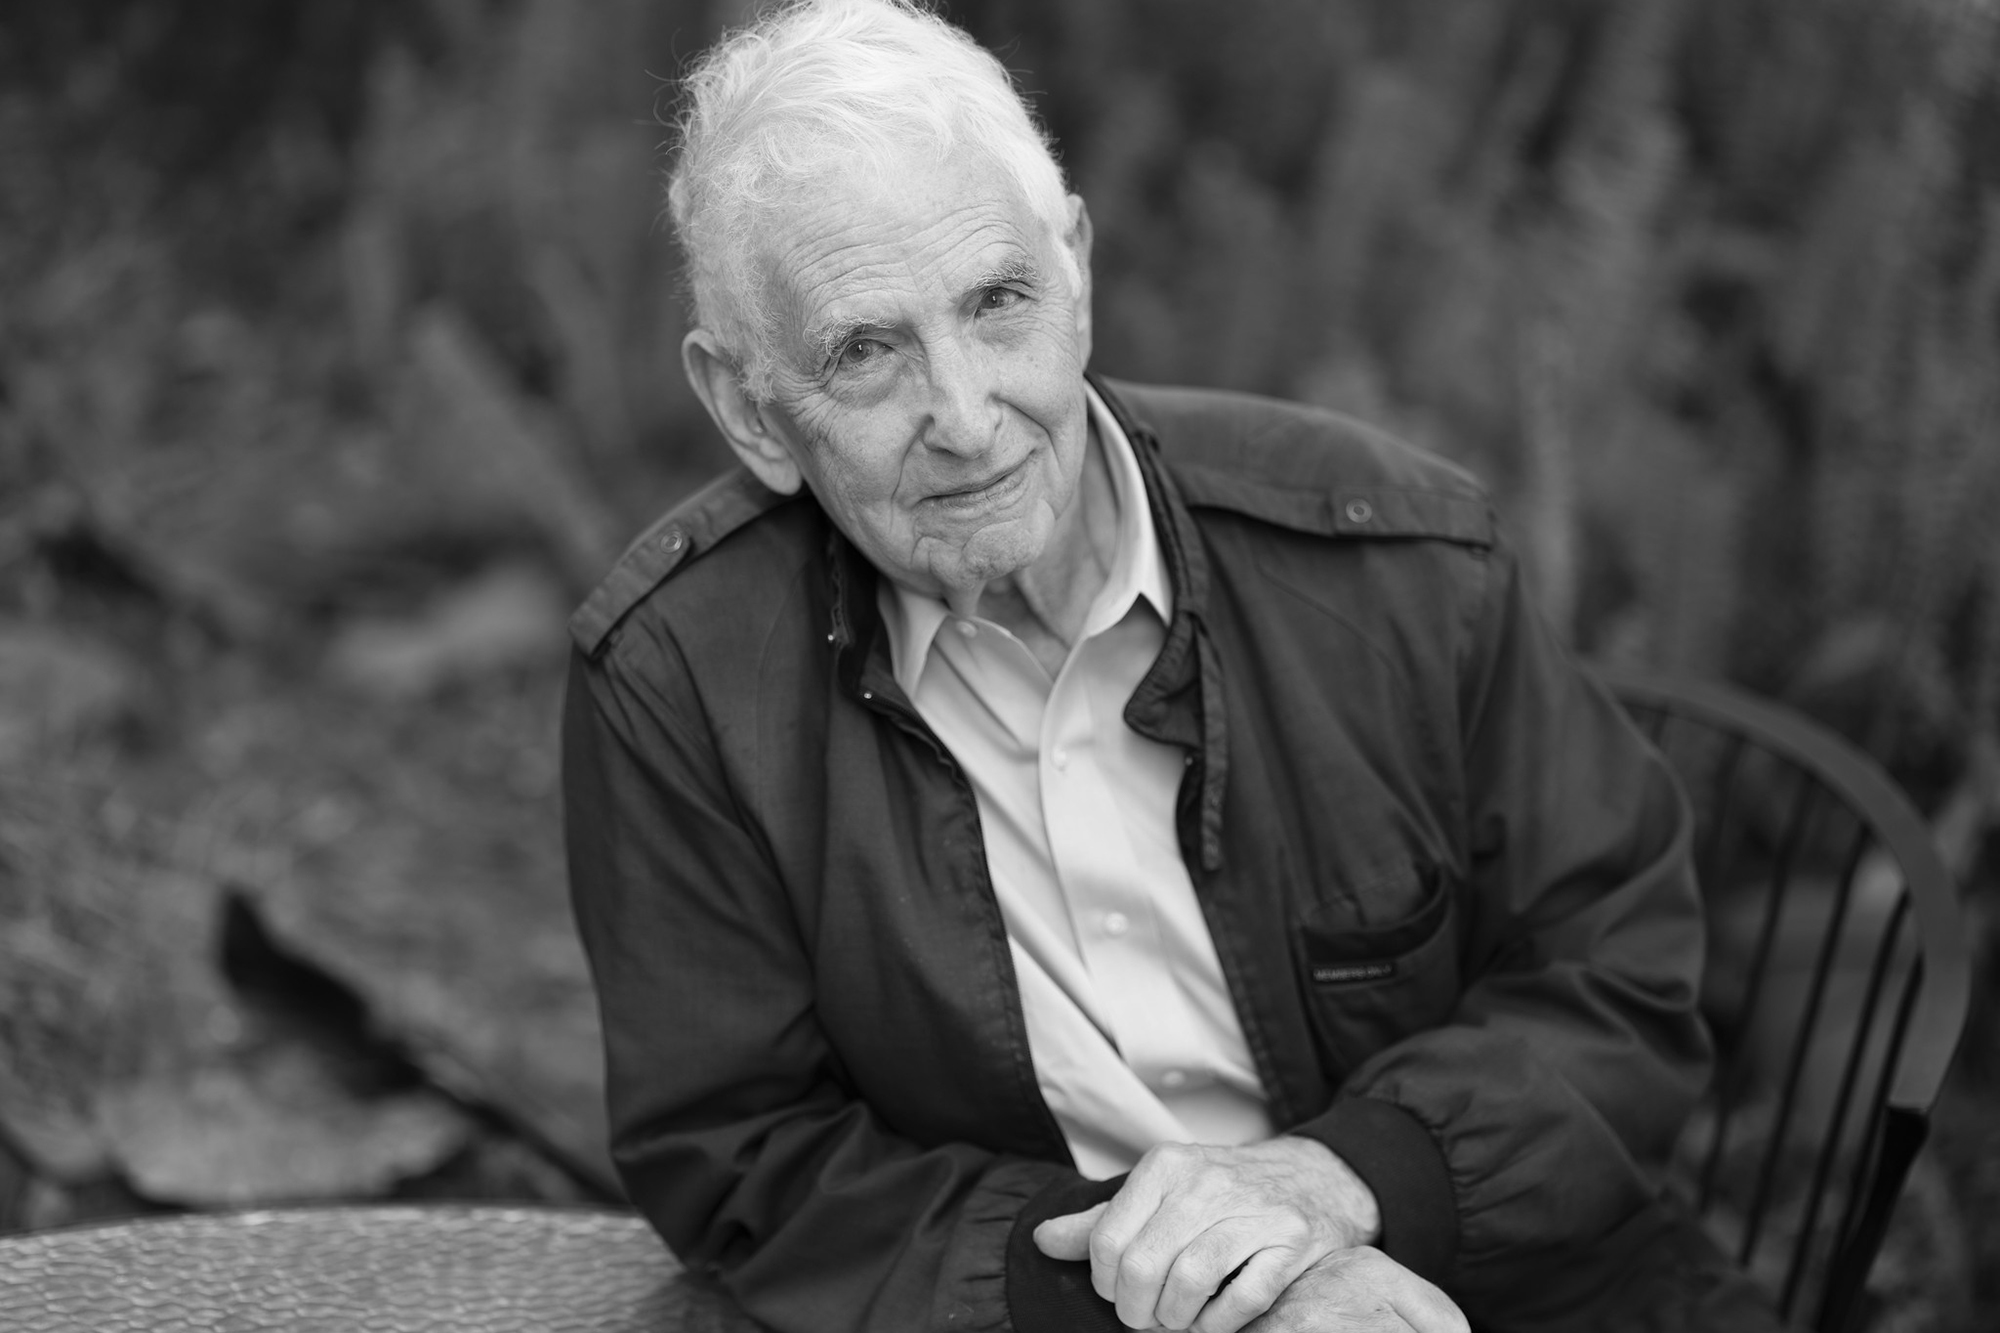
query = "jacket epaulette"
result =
(1099, 377, 1497, 551)
(568, 468, 795, 657)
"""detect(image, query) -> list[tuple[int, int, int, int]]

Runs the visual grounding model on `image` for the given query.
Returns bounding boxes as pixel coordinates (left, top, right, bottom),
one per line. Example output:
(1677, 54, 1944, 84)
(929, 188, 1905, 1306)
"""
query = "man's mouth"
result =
(926, 458, 1030, 512)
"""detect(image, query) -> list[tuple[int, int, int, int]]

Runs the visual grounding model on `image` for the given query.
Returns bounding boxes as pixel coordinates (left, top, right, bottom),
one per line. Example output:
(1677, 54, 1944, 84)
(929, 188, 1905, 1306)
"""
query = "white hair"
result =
(665, 0, 1074, 399)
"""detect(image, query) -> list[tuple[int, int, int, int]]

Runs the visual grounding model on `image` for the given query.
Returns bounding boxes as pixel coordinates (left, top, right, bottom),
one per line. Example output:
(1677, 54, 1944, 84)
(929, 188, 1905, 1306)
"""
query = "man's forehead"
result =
(756, 155, 1056, 338)
(793, 230, 1042, 322)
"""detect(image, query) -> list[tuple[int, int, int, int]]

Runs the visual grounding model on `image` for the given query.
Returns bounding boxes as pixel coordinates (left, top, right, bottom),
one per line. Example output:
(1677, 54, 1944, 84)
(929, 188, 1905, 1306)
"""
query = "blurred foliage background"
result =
(1, 0, 1997, 1326)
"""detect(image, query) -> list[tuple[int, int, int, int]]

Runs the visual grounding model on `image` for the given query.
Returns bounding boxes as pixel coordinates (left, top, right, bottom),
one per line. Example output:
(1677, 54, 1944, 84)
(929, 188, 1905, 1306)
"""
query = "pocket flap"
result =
(1298, 863, 1451, 976)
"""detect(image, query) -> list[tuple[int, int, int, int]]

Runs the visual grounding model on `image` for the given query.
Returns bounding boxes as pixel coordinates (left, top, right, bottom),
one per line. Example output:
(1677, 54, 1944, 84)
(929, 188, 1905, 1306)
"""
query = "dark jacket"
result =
(562, 377, 1715, 1333)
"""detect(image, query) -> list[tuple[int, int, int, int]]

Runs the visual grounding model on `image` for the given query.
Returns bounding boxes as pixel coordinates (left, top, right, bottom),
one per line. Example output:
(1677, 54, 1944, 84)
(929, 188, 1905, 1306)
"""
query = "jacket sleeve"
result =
(1287, 532, 1715, 1330)
(562, 638, 1127, 1333)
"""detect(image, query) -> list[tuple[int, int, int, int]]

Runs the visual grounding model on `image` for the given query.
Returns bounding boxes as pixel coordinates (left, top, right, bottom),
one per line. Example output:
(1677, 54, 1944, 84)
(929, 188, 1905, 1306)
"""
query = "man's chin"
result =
(920, 522, 1050, 598)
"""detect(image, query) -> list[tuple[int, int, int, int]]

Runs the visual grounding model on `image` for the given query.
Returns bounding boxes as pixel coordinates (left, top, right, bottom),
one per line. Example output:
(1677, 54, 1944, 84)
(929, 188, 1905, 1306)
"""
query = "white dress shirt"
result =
(878, 385, 1272, 1179)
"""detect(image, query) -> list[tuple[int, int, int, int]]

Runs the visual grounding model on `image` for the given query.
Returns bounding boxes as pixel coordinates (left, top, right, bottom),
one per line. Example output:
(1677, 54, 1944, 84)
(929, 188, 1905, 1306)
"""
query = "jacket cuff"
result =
(1004, 1173, 1126, 1333)
(1288, 1097, 1457, 1284)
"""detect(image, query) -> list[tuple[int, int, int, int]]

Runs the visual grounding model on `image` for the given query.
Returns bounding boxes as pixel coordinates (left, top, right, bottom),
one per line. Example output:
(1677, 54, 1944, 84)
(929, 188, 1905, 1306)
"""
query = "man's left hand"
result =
(1033, 1137, 1381, 1332)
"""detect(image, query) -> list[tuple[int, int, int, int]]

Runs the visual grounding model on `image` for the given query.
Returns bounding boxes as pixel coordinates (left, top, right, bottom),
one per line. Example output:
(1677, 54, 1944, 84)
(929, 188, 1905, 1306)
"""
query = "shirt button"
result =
(1344, 498, 1373, 524)
(1051, 747, 1069, 771)
(955, 620, 978, 638)
(1102, 911, 1130, 937)
(659, 528, 687, 553)
(1160, 1069, 1188, 1090)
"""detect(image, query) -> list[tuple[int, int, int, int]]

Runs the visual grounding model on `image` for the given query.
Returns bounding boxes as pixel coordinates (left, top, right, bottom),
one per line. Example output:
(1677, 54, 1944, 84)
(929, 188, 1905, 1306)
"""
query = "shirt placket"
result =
(1040, 633, 1204, 1089)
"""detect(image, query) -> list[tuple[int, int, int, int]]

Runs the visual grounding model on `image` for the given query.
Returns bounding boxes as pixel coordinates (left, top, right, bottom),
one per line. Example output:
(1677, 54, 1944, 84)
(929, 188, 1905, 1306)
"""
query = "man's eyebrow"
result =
(806, 313, 886, 364)
(973, 255, 1042, 291)
(802, 255, 1047, 364)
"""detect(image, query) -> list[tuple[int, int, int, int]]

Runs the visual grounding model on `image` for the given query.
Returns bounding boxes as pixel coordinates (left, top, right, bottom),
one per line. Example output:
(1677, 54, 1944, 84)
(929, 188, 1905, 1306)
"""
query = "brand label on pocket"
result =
(1311, 961, 1397, 985)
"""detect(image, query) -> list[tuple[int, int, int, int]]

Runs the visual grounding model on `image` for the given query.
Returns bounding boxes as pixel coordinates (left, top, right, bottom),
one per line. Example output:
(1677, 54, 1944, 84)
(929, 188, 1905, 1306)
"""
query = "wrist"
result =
(1284, 1097, 1457, 1283)
(1285, 1133, 1382, 1248)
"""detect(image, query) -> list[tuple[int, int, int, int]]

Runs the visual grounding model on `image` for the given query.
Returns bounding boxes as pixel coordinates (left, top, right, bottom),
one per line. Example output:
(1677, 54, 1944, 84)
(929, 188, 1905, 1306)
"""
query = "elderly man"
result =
(563, 3, 1779, 1331)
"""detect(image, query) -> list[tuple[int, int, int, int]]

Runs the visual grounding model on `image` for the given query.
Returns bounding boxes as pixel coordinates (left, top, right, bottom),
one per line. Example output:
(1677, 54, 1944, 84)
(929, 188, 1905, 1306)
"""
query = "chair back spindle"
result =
(1599, 669, 1969, 1333)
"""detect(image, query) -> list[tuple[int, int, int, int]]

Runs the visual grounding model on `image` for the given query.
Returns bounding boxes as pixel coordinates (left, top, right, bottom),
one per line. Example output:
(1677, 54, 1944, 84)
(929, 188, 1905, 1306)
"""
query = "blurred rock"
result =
(0, 776, 478, 1209)
(326, 562, 568, 699)
(394, 1132, 597, 1206)
(0, 620, 138, 763)
(246, 833, 616, 1195)
(0, 1118, 31, 1232)
(200, 681, 616, 1194)
(153, 659, 614, 1197)
(99, 1050, 468, 1207)
(0, 779, 163, 1183)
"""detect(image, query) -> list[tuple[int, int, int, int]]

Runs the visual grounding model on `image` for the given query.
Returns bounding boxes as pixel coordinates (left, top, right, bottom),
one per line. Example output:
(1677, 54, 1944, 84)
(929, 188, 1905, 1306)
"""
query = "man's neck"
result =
(968, 422, 1117, 678)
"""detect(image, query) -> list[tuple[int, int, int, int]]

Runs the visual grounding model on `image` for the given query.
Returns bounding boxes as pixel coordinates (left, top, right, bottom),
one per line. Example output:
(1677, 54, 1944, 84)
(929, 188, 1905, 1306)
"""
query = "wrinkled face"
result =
(749, 146, 1092, 599)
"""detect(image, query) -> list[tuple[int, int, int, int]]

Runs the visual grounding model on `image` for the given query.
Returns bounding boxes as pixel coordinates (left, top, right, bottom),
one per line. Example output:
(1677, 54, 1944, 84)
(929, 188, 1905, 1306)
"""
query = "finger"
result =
(1032, 1202, 1107, 1261)
(1336, 1248, 1467, 1333)
(1188, 1247, 1298, 1333)
(1151, 1220, 1279, 1331)
(1110, 1217, 1188, 1330)
(1108, 1184, 1234, 1328)
(1384, 1275, 1470, 1333)
(1087, 1163, 1170, 1305)
(1105, 1143, 1331, 1331)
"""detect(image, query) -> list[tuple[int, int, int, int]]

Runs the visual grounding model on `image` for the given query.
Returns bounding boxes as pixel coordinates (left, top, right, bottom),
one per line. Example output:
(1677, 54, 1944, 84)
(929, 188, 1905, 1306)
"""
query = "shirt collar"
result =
(879, 382, 1173, 698)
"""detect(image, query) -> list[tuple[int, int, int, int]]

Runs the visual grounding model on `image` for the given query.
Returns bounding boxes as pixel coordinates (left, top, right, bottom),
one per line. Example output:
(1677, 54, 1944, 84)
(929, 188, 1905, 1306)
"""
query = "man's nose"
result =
(921, 336, 1001, 457)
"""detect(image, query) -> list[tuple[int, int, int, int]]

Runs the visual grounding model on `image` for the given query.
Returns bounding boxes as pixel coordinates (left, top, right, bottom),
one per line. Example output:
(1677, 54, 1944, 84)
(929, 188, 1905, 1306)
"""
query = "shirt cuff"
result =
(1004, 1173, 1127, 1333)
(1287, 1097, 1457, 1284)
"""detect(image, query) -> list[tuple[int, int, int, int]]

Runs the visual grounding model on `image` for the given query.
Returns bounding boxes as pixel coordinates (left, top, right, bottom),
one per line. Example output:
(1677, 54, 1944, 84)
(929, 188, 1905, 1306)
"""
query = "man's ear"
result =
(682, 329, 804, 495)
(1063, 194, 1095, 364)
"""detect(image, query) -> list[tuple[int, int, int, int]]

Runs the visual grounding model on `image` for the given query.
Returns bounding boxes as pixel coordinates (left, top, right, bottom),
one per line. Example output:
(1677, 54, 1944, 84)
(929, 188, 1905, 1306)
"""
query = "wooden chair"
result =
(1601, 669, 1972, 1332)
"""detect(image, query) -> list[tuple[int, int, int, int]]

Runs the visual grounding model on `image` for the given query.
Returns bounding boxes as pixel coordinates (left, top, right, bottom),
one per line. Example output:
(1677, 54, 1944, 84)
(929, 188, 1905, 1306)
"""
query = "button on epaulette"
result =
(1329, 487, 1490, 546)
(568, 519, 697, 657)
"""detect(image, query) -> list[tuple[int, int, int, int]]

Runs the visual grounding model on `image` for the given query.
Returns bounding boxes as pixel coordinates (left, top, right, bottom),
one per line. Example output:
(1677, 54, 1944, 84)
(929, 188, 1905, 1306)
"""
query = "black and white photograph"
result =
(2, 2, 1997, 1330)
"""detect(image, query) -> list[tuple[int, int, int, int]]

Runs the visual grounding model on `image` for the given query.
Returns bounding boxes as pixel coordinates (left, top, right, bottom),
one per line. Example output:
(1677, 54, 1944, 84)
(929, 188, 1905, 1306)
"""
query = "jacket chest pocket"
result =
(1293, 862, 1461, 1081)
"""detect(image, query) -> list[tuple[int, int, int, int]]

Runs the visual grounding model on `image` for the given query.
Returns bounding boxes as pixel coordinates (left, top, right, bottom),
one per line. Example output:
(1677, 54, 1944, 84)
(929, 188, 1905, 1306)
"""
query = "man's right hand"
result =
(1034, 1137, 1380, 1331)
(1240, 1248, 1468, 1333)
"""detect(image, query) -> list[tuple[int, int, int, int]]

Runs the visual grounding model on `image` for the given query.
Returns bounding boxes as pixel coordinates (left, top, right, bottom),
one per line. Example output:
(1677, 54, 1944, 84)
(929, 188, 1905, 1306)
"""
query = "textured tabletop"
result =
(0, 1205, 765, 1332)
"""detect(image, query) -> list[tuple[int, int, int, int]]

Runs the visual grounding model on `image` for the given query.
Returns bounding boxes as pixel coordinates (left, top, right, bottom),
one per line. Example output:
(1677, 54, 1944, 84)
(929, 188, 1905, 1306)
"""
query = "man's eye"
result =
(979, 287, 1023, 312)
(839, 338, 888, 367)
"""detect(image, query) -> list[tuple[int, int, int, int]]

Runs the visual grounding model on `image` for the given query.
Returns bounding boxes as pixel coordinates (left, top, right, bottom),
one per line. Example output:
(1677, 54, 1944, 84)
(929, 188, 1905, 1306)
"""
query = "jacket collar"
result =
(1088, 371, 1210, 628)
(1092, 373, 1229, 872)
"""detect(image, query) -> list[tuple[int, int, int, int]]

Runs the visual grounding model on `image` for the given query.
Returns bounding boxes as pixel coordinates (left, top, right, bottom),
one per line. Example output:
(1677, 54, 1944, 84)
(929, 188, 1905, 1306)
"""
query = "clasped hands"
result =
(1032, 1137, 1468, 1333)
